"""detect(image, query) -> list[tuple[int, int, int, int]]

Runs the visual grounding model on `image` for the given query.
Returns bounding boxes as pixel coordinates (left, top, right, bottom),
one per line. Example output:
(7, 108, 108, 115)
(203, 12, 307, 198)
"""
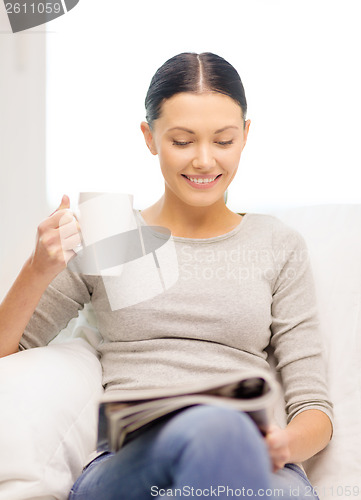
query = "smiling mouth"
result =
(181, 174, 222, 184)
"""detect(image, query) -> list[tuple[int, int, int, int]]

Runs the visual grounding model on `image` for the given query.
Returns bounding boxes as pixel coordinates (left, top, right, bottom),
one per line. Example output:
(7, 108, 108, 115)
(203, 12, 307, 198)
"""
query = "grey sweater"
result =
(20, 210, 333, 426)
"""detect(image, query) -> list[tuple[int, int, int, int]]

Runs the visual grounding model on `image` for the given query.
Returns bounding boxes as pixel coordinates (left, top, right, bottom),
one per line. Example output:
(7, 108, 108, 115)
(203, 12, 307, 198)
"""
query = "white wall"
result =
(0, 10, 47, 300)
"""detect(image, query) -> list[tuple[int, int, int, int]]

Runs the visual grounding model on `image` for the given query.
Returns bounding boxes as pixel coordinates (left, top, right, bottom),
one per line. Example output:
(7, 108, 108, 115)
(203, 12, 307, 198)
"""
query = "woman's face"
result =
(141, 91, 250, 208)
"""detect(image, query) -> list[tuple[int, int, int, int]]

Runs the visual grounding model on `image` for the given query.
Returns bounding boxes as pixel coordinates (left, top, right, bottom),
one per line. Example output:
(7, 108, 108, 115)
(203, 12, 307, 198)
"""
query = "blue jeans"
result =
(68, 405, 319, 499)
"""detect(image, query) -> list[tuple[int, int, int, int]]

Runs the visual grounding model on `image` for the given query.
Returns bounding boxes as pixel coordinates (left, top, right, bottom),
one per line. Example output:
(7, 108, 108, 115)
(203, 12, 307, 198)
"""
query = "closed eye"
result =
(218, 140, 234, 146)
(172, 140, 234, 147)
(172, 141, 190, 146)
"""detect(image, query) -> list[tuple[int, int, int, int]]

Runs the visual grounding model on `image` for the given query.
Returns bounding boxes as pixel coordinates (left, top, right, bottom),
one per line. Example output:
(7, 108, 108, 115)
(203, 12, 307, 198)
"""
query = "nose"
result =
(192, 142, 217, 170)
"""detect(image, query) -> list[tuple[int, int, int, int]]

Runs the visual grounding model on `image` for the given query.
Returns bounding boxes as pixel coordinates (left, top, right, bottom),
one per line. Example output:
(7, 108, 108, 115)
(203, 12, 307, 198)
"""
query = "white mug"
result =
(68, 191, 179, 311)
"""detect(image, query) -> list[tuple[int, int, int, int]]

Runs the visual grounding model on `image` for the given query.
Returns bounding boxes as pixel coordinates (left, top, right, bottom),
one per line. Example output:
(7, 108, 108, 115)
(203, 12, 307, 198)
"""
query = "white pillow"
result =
(0, 339, 104, 500)
(269, 204, 361, 497)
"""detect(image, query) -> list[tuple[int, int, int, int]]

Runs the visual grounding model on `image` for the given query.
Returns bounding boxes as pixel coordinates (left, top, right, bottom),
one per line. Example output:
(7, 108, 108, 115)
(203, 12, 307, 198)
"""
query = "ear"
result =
(241, 119, 251, 151)
(140, 121, 158, 156)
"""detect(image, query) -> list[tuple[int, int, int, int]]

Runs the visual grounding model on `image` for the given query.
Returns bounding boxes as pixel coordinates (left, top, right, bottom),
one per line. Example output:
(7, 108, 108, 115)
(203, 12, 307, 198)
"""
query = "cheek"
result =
(218, 149, 242, 170)
(230, 145, 244, 165)
(160, 146, 191, 170)
(228, 165, 239, 183)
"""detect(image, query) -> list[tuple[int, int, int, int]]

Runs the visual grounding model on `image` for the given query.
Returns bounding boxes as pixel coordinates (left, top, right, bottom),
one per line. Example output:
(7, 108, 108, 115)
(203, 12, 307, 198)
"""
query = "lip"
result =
(182, 174, 222, 189)
(182, 174, 221, 180)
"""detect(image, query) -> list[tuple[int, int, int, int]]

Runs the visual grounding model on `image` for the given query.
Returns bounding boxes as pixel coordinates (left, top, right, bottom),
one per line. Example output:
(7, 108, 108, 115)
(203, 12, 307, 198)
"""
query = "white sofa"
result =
(0, 204, 360, 500)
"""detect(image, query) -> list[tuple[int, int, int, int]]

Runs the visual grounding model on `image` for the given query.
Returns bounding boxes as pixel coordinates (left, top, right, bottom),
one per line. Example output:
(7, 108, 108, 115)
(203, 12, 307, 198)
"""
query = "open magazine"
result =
(97, 370, 281, 453)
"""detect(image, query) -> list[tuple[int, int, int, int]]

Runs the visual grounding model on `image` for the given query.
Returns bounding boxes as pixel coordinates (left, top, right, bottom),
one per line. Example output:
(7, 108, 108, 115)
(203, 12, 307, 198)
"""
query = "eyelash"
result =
(172, 140, 234, 147)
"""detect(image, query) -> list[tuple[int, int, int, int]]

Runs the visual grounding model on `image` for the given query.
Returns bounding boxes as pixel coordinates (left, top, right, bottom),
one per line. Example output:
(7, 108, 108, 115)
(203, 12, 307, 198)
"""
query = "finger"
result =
(48, 208, 75, 229)
(61, 232, 82, 252)
(268, 446, 291, 467)
(274, 458, 287, 472)
(59, 214, 79, 239)
(265, 433, 279, 447)
(267, 437, 284, 450)
(266, 429, 288, 449)
(265, 424, 280, 437)
(267, 424, 280, 432)
(58, 194, 70, 210)
(49, 194, 70, 216)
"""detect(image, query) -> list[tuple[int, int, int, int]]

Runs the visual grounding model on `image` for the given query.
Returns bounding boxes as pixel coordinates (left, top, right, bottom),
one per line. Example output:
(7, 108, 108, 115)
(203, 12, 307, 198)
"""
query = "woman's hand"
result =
(0, 194, 83, 357)
(29, 194, 81, 283)
(264, 424, 291, 473)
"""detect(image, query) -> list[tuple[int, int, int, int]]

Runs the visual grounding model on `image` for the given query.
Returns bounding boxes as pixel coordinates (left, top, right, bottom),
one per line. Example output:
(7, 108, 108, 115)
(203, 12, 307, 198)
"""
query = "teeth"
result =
(185, 176, 218, 184)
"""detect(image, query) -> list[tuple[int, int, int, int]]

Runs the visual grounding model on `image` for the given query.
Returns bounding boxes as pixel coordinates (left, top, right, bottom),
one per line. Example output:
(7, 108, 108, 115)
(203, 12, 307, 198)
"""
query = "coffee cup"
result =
(68, 191, 179, 311)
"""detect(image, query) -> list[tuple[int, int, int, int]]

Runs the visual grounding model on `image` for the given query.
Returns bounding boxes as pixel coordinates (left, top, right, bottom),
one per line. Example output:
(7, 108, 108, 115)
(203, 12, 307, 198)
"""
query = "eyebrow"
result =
(167, 125, 239, 134)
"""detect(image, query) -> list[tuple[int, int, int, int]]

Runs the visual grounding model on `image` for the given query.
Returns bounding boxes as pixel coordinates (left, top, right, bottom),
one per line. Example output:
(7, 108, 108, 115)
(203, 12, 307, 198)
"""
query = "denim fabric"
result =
(69, 406, 319, 500)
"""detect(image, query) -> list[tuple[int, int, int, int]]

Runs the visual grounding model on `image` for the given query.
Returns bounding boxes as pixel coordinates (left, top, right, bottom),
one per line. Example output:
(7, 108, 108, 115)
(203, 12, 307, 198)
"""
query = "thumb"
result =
(49, 194, 70, 217)
(57, 194, 70, 210)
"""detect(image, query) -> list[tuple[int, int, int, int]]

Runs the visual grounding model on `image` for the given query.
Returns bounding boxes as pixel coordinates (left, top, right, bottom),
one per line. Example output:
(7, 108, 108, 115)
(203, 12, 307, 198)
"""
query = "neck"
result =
(140, 192, 241, 238)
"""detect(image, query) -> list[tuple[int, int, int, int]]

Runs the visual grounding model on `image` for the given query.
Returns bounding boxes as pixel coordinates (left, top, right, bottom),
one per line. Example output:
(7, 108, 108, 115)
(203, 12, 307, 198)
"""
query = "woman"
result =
(0, 52, 333, 499)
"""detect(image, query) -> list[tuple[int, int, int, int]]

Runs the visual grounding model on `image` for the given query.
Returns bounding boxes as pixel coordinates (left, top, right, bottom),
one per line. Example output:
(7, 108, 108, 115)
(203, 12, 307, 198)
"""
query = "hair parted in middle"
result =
(144, 52, 247, 131)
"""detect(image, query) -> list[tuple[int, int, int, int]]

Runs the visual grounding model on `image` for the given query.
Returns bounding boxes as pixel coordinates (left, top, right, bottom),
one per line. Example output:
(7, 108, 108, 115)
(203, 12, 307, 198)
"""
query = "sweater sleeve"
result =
(19, 268, 93, 350)
(269, 221, 334, 427)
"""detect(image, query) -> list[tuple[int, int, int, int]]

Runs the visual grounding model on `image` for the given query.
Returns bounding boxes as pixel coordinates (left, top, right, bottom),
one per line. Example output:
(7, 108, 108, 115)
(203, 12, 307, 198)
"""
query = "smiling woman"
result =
(65, 52, 332, 498)
(1, 51, 333, 500)
(138, 53, 251, 238)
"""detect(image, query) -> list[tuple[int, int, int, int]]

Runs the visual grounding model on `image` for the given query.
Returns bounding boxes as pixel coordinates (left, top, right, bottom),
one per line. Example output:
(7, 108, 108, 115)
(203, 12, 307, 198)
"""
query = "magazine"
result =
(97, 370, 281, 453)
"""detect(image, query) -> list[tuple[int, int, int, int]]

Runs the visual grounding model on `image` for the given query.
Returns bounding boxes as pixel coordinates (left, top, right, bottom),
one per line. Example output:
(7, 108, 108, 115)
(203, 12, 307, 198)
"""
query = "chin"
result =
(181, 195, 224, 208)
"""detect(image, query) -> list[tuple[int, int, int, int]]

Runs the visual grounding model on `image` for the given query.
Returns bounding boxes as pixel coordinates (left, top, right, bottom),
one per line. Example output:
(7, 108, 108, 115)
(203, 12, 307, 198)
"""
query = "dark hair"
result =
(144, 52, 247, 130)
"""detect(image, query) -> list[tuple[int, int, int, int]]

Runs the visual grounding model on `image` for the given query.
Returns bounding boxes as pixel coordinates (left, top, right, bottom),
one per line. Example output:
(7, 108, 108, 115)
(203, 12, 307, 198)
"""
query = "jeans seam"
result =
(285, 463, 320, 499)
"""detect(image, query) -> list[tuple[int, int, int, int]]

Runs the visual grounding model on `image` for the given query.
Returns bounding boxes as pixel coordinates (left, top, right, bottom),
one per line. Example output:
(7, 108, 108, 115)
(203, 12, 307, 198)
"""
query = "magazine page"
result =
(97, 370, 281, 452)
(100, 369, 279, 404)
